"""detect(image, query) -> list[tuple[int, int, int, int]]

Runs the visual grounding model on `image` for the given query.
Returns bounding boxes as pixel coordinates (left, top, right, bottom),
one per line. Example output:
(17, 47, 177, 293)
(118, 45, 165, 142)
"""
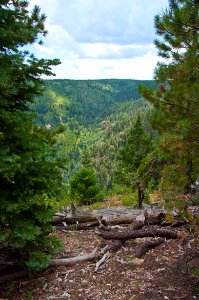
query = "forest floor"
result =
(0, 208, 199, 300)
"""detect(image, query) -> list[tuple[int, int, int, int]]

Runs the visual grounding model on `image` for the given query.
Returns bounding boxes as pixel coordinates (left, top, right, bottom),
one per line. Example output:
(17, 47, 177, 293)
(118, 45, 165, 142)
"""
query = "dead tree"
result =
(134, 158, 157, 209)
(100, 227, 178, 241)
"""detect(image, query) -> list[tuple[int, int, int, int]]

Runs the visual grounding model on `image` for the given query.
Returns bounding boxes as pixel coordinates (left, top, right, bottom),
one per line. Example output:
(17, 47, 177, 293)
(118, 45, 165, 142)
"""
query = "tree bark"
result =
(52, 214, 139, 226)
(135, 238, 165, 258)
(52, 214, 98, 225)
(100, 228, 178, 241)
(55, 221, 99, 231)
(105, 240, 125, 252)
(137, 181, 144, 209)
(50, 247, 98, 267)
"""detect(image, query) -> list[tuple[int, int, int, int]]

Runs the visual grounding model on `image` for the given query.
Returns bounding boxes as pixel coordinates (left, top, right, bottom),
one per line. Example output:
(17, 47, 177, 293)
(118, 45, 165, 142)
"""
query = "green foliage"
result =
(0, 1, 65, 271)
(26, 291, 33, 300)
(140, 0, 199, 198)
(27, 251, 51, 272)
(115, 114, 154, 187)
(33, 79, 156, 128)
(32, 79, 156, 187)
(81, 99, 151, 190)
(69, 167, 100, 204)
(121, 191, 138, 207)
(108, 184, 132, 196)
(119, 115, 153, 172)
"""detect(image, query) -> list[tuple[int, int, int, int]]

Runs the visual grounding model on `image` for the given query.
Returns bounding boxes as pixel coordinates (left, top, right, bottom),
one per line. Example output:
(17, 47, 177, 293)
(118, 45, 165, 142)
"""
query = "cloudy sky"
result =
(28, 0, 168, 80)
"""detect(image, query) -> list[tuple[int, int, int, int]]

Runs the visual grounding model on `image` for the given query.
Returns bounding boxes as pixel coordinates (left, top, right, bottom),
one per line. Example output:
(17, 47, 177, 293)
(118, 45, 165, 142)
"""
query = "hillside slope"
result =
(32, 79, 156, 128)
(32, 79, 156, 186)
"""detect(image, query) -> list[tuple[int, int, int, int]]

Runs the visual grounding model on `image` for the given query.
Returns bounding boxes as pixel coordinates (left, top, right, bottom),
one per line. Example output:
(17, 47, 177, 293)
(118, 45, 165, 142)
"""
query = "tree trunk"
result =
(100, 227, 178, 241)
(55, 221, 99, 231)
(137, 181, 144, 209)
(52, 214, 98, 225)
(52, 214, 138, 226)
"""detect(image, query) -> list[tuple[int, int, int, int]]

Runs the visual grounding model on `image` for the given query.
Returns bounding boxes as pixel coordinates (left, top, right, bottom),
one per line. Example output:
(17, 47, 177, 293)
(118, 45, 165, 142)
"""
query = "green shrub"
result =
(108, 184, 132, 196)
(121, 191, 138, 207)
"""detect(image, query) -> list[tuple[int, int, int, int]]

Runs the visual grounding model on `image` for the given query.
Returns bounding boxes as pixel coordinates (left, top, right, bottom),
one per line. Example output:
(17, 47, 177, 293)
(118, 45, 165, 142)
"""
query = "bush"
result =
(120, 191, 138, 207)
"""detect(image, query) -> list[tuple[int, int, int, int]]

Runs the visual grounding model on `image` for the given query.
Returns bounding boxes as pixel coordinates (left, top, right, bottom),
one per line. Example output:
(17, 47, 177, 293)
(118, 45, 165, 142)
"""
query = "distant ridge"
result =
(33, 79, 156, 127)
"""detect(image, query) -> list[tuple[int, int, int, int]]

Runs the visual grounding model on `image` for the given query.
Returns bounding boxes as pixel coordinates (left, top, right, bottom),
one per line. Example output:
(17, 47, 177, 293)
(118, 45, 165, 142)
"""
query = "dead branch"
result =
(135, 238, 165, 258)
(105, 240, 125, 252)
(49, 247, 98, 267)
(94, 252, 111, 272)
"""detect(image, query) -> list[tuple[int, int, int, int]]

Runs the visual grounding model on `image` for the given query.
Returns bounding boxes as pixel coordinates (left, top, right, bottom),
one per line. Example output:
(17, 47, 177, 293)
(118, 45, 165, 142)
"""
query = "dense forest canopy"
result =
(32, 79, 155, 190)
(32, 79, 156, 128)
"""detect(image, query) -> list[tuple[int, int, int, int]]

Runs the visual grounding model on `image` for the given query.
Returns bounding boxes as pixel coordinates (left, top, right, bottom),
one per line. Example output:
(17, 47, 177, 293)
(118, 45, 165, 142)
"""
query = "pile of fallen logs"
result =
(0, 208, 191, 284)
(52, 208, 188, 231)
(50, 208, 189, 270)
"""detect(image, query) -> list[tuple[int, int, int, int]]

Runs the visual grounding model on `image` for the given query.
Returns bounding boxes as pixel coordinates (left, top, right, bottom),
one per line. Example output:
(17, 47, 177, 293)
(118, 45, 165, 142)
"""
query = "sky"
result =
(28, 0, 168, 80)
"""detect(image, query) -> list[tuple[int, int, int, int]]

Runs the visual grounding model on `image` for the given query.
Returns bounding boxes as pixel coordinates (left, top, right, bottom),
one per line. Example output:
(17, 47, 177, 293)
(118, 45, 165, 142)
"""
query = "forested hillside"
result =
(32, 79, 156, 128)
(32, 79, 155, 188)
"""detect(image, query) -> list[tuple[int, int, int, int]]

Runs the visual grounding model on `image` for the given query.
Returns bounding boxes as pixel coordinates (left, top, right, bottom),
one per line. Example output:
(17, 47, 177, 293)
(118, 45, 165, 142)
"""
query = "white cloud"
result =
(79, 43, 156, 59)
(34, 44, 55, 55)
(49, 53, 159, 80)
(28, 0, 168, 79)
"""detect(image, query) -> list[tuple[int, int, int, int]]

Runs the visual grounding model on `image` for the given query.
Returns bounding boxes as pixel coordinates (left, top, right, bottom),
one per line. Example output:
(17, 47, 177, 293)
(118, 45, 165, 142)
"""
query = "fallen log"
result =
(52, 214, 138, 226)
(127, 221, 145, 230)
(52, 214, 98, 225)
(0, 248, 99, 284)
(52, 209, 167, 226)
(100, 227, 178, 241)
(49, 247, 98, 267)
(55, 221, 99, 231)
(101, 222, 145, 253)
(104, 216, 137, 226)
(135, 238, 165, 258)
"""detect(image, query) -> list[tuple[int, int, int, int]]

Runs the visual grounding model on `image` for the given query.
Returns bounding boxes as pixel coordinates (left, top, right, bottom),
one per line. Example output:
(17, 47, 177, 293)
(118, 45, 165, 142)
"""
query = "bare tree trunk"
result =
(137, 181, 144, 209)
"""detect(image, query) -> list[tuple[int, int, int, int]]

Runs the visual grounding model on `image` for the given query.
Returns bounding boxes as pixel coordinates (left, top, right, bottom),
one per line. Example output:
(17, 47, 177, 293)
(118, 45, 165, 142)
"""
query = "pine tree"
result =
(69, 167, 100, 205)
(140, 0, 199, 200)
(117, 115, 153, 184)
(0, 1, 65, 271)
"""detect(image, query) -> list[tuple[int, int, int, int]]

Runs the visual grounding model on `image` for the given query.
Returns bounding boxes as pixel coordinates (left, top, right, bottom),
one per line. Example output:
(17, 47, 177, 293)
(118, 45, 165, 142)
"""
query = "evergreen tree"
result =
(117, 115, 153, 185)
(69, 167, 100, 205)
(140, 0, 199, 200)
(0, 1, 65, 271)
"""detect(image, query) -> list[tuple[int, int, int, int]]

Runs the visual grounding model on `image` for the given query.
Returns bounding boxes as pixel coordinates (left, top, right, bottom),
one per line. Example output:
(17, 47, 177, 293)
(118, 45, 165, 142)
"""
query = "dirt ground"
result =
(0, 224, 198, 300)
